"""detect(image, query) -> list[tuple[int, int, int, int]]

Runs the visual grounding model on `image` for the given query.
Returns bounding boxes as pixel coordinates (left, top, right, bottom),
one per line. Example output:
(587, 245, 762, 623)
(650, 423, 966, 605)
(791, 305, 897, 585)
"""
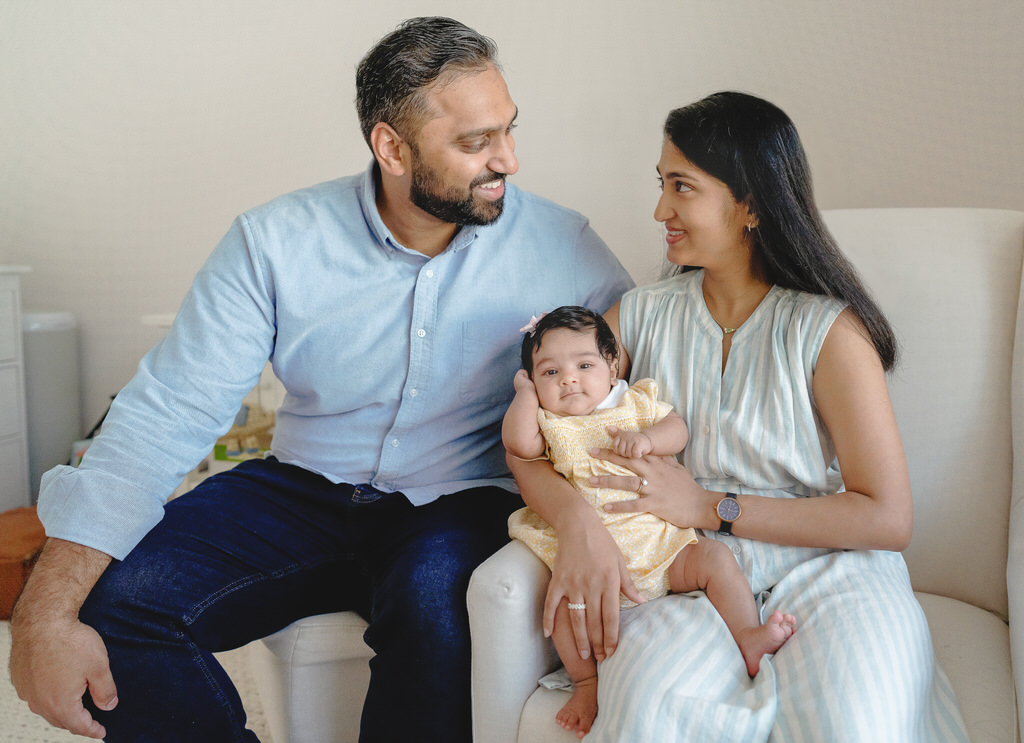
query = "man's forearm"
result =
(12, 538, 112, 626)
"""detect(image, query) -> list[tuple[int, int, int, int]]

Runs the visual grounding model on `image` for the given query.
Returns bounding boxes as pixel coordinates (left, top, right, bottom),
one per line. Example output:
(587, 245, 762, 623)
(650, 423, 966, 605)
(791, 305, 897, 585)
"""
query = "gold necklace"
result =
(704, 281, 772, 337)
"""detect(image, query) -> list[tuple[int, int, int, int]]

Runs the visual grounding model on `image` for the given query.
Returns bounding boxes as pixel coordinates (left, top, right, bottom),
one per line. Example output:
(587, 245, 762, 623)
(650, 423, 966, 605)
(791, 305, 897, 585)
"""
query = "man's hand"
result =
(10, 614, 118, 738)
(9, 538, 116, 738)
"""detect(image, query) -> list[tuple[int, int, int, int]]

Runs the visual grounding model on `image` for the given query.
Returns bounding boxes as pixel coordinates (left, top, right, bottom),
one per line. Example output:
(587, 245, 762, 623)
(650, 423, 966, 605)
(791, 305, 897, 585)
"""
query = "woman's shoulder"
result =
(772, 286, 846, 323)
(767, 288, 848, 364)
(619, 272, 702, 350)
(622, 271, 699, 312)
(626, 271, 697, 296)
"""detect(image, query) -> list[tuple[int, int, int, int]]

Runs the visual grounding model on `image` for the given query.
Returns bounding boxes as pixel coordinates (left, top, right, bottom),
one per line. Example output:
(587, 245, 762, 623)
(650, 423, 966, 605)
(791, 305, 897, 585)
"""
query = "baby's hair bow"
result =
(519, 312, 548, 336)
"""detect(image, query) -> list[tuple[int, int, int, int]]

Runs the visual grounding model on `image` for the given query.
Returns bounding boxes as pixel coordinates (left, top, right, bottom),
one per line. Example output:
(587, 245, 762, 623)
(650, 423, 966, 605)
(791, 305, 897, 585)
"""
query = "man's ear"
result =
(370, 123, 409, 177)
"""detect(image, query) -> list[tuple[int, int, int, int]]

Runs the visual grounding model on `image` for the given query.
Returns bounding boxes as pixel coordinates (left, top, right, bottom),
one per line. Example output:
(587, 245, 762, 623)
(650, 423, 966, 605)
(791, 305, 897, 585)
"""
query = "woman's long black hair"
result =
(664, 91, 898, 371)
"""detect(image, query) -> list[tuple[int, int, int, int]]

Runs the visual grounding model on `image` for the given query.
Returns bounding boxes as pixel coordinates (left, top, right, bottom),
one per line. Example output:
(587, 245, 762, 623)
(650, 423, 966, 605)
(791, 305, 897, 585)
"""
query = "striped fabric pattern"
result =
(589, 271, 970, 741)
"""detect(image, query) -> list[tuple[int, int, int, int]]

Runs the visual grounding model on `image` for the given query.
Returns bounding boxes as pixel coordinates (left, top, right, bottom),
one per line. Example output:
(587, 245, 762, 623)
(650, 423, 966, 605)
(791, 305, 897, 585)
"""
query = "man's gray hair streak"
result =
(356, 17, 500, 147)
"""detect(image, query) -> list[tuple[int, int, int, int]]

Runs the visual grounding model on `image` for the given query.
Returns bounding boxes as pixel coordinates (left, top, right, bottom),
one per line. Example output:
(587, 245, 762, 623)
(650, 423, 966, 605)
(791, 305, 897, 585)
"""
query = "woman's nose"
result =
(653, 189, 673, 222)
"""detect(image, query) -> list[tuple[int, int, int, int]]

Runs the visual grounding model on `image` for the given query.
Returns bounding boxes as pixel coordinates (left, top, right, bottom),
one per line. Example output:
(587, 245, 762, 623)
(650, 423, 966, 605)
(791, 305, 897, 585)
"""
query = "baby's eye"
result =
(579, 363, 593, 370)
(542, 368, 558, 376)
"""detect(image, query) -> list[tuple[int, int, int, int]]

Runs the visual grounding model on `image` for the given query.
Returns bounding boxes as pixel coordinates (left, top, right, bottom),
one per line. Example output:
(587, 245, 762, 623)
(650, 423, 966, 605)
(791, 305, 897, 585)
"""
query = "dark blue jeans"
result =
(78, 457, 523, 743)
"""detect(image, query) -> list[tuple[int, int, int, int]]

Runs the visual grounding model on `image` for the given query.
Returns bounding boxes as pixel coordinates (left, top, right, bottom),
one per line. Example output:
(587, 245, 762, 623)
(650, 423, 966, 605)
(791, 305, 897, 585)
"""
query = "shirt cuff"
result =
(36, 465, 167, 560)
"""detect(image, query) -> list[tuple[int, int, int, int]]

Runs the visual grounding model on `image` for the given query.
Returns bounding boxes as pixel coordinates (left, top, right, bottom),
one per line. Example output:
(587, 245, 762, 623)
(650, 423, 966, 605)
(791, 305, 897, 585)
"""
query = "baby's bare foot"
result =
(556, 676, 599, 739)
(737, 610, 797, 677)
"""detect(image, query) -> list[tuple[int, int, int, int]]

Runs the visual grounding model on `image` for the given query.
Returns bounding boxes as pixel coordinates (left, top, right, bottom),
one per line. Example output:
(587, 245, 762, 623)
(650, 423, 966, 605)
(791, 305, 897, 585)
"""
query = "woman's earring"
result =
(746, 223, 753, 232)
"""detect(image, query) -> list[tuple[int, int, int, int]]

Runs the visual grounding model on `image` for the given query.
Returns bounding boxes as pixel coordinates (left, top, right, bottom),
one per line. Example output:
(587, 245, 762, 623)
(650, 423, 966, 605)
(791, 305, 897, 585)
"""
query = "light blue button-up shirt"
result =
(38, 163, 633, 559)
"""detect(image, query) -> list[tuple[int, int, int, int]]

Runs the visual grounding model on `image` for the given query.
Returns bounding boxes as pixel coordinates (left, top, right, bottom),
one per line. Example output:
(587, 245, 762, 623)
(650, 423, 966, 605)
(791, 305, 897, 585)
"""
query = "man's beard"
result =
(409, 160, 505, 226)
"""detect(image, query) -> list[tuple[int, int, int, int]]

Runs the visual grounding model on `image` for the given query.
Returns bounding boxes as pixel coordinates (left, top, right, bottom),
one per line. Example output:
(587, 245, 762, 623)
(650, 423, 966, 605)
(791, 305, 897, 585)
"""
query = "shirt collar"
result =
(596, 379, 630, 410)
(358, 160, 484, 259)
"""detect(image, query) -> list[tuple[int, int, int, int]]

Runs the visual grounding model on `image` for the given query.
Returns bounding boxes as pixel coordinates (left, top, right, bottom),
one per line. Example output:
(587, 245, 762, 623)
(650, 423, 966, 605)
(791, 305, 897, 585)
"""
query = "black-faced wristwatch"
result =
(716, 492, 741, 535)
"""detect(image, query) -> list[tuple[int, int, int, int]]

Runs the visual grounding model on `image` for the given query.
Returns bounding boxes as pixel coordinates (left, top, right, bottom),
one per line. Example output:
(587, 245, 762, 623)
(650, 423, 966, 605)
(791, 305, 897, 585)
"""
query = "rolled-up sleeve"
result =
(37, 217, 276, 559)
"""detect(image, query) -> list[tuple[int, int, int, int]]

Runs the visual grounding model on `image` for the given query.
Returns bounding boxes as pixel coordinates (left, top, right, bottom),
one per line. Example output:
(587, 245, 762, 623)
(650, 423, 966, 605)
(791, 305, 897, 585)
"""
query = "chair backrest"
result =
(822, 208, 1024, 619)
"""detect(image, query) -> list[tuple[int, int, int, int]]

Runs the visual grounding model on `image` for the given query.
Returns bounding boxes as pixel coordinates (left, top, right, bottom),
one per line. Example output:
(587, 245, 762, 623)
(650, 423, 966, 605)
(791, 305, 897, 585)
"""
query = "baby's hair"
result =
(520, 306, 619, 379)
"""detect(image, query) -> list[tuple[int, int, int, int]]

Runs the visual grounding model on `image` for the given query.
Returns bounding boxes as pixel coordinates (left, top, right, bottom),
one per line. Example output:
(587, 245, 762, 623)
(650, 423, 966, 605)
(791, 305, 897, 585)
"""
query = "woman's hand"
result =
(508, 453, 644, 662)
(544, 516, 644, 663)
(591, 450, 715, 531)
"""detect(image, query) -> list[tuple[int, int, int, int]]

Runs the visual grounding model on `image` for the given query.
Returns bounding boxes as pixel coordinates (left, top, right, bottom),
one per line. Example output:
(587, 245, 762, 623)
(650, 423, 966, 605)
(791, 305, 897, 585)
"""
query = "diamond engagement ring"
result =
(567, 602, 586, 611)
(636, 477, 649, 493)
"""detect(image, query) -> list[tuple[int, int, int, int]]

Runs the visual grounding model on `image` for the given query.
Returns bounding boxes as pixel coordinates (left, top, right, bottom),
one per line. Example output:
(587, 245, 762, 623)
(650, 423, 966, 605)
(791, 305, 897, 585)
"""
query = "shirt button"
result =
(425, 269, 434, 278)
(391, 438, 400, 447)
(417, 329, 426, 338)
(409, 389, 418, 397)
(703, 425, 711, 435)
(732, 545, 742, 555)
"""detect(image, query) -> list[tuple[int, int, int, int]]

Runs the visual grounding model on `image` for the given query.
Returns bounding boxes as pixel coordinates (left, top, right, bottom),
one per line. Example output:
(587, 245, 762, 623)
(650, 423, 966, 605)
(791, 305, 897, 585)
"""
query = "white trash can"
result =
(22, 311, 81, 502)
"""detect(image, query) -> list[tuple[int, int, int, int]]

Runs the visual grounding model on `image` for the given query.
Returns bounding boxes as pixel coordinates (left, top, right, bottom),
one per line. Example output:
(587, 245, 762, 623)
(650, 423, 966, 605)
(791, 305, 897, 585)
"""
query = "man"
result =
(9, 16, 632, 743)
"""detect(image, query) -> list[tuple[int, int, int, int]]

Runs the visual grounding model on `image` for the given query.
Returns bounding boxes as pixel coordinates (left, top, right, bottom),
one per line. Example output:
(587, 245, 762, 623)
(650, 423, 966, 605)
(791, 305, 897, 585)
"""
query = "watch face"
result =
(717, 497, 741, 522)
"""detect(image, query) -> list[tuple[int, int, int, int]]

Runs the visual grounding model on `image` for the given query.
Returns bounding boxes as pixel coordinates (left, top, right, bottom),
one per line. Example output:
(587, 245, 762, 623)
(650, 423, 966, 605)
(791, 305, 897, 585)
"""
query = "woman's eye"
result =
(675, 181, 693, 193)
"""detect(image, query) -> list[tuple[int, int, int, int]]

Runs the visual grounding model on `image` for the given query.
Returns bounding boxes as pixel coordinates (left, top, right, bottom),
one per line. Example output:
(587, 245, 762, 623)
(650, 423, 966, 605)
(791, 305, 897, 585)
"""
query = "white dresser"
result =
(0, 266, 31, 511)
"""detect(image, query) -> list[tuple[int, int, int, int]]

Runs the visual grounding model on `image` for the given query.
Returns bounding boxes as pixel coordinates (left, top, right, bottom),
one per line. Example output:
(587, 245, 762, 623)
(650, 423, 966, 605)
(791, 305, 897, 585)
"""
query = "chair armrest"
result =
(469, 540, 559, 743)
(1012, 279, 1024, 743)
(1009, 479, 1023, 742)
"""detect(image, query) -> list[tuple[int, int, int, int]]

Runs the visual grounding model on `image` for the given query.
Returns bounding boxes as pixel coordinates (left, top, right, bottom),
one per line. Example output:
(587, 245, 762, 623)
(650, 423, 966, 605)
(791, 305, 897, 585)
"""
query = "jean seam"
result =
(180, 556, 340, 626)
(182, 629, 249, 743)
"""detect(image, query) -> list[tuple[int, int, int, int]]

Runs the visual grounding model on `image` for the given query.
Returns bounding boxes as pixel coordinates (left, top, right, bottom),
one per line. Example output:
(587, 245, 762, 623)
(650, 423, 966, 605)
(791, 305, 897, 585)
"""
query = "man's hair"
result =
(355, 17, 499, 148)
(520, 306, 619, 379)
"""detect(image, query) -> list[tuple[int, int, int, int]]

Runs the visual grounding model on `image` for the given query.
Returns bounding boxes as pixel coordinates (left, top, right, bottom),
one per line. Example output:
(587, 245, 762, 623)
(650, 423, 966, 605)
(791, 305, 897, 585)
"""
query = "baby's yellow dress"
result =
(507, 378, 698, 607)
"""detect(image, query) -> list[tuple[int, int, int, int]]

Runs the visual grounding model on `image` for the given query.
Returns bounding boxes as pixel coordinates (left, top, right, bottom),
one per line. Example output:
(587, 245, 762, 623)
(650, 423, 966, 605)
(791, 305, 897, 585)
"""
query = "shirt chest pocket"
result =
(458, 319, 523, 405)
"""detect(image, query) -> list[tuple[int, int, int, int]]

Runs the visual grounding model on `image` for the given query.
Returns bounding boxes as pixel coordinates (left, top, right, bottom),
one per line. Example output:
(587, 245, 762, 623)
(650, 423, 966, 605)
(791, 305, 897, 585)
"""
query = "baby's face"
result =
(531, 328, 616, 416)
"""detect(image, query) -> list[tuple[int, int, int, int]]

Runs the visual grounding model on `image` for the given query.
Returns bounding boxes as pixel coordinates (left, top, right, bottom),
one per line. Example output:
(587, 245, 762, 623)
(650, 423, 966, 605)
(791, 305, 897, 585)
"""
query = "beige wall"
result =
(2, 0, 1022, 428)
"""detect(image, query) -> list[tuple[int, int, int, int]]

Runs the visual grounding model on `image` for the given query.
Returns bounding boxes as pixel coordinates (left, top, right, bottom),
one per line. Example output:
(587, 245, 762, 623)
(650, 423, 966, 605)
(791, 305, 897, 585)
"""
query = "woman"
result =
(509, 91, 968, 740)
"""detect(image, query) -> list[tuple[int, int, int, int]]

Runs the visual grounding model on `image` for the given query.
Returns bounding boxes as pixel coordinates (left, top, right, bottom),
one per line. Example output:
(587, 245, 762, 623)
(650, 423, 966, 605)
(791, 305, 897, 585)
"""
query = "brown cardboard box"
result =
(0, 507, 46, 620)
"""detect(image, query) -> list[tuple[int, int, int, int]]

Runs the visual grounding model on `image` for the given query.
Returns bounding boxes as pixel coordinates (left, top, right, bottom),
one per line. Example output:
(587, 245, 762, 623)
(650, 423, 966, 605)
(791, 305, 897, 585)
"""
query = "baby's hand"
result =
(608, 426, 653, 458)
(513, 368, 536, 393)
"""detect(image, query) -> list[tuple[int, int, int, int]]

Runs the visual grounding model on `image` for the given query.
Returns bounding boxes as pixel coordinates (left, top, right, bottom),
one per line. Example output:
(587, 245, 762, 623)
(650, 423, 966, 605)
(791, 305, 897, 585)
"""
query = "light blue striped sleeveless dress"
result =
(587, 270, 968, 742)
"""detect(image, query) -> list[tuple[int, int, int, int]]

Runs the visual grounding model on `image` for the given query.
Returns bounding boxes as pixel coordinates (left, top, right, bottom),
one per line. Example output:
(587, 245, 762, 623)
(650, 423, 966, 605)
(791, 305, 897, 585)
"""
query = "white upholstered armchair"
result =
(253, 209, 1022, 743)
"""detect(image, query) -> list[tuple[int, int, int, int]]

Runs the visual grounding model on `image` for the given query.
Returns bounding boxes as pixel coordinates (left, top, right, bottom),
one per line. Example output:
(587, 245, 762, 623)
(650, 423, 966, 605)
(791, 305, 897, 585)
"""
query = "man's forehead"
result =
(420, 66, 517, 132)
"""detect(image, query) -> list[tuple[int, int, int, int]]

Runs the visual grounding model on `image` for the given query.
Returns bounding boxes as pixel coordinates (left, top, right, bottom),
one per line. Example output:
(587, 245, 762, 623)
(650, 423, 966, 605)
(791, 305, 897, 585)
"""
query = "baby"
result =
(504, 306, 796, 739)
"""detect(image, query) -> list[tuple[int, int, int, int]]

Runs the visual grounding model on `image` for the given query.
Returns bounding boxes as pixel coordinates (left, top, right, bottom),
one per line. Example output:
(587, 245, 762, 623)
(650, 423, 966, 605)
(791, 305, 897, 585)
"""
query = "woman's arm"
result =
(604, 301, 631, 377)
(509, 454, 644, 662)
(601, 310, 913, 552)
(501, 370, 546, 459)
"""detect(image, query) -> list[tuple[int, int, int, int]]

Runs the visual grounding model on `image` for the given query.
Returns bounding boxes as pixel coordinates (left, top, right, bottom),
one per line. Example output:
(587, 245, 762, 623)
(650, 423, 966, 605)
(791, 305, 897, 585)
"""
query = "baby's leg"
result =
(668, 537, 796, 677)
(551, 597, 600, 739)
